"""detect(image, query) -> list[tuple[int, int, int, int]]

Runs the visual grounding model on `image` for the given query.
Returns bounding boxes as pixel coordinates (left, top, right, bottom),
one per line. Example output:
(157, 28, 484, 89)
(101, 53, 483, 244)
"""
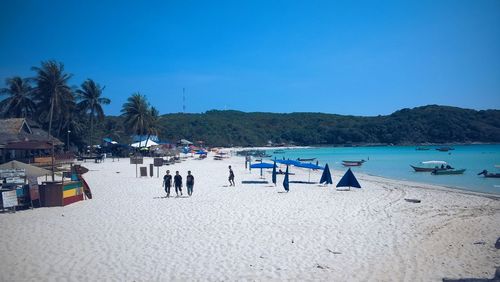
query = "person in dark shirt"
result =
(174, 171, 183, 196)
(186, 171, 195, 196)
(228, 165, 235, 186)
(162, 170, 172, 198)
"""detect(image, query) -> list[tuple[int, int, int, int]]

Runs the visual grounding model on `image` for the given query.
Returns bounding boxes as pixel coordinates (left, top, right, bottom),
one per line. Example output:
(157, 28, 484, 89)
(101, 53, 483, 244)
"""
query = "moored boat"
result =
(477, 170, 500, 178)
(411, 161, 450, 172)
(416, 147, 430, 151)
(432, 169, 466, 175)
(436, 147, 455, 152)
(297, 158, 316, 162)
(342, 161, 363, 167)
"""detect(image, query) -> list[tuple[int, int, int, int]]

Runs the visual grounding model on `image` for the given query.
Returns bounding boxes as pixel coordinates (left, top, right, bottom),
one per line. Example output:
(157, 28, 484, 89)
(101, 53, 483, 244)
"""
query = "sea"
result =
(265, 145, 500, 195)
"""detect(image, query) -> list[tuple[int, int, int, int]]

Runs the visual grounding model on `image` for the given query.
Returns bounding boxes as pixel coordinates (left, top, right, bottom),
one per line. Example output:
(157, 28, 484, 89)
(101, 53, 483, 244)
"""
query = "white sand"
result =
(1, 153, 499, 281)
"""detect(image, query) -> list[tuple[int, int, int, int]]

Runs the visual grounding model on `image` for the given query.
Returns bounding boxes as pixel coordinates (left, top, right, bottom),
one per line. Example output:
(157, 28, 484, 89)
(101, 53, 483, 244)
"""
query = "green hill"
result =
(102, 105, 500, 146)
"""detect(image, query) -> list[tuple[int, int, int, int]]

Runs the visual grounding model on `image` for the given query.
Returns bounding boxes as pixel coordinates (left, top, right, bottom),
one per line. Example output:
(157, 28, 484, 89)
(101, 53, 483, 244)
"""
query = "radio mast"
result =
(182, 88, 186, 113)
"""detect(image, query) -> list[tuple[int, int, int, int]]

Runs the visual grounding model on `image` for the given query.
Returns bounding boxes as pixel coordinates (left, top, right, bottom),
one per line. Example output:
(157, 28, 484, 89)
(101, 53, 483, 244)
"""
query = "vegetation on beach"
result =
(1, 61, 499, 148)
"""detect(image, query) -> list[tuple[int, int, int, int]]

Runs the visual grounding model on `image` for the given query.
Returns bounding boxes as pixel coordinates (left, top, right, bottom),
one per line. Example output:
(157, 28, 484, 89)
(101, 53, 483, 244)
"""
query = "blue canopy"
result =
(103, 137, 113, 143)
(320, 163, 333, 184)
(295, 162, 324, 170)
(276, 159, 301, 166)
(336, 168, 361, 189)
(195, 150, 207, 155)
(283, 165, 289, 192)
(272, 161, 277, 185)
(250, 162, 276, 169)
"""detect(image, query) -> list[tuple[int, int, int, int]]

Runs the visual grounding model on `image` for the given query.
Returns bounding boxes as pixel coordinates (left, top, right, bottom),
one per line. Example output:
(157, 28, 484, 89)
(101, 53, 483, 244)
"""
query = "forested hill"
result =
(106, 105, 500, 146)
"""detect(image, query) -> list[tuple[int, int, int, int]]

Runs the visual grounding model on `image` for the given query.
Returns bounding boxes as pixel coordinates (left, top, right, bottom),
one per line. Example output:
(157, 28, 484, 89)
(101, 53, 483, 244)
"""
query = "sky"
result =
(0, 0, 499, 116)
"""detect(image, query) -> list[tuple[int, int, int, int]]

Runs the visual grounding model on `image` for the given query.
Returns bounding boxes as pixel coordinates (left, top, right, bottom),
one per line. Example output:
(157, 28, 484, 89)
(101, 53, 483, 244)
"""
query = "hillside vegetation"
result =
(101, 105, 500, 147)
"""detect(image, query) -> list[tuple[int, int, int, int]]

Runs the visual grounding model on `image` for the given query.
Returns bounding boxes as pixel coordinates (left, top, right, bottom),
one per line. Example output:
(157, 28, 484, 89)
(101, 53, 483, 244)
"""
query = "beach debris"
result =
(404, 198, 421, 203)
(292, 239, 294, 244)
(473, 241, 486, 245)
(259, 255, 266, 259)
(326, 249, 342, 254)
(315, 264, 329, 270)
(495, 238, 500, 249)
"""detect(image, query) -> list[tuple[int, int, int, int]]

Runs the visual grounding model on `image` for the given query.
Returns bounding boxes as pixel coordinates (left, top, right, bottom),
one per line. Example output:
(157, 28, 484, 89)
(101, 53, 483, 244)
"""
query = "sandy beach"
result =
(0, 152, 499, 281)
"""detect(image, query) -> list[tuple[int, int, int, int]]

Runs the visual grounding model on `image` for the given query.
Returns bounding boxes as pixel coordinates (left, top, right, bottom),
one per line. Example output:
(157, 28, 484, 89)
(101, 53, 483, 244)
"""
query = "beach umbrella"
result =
(272, 161, 277, 186)
(336, 168, 361, 190)
(295, 162, 324, 182)
(276, 159, 301, 166)
(320, 163, 333, 185)
(283, 165, 289, 192)
(250, 162, 276, 177)
(0, 160, 51, 177)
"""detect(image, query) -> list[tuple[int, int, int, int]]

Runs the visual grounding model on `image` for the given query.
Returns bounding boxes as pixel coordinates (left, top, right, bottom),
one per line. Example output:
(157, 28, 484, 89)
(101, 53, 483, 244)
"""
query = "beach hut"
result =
(336, 168, 361, 190)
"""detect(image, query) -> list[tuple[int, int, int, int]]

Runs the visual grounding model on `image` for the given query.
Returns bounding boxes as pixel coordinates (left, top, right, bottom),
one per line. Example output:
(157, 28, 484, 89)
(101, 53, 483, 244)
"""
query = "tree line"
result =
(0, 60, 160, 151)
(2, 61, 499, 149)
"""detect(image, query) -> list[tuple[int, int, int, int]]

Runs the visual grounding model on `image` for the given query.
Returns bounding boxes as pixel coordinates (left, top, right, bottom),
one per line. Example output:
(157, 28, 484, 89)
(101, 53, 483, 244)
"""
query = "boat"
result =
(436, 147, 455, 152)
(342, 160, 365, 164)
(477, 170, 500, 178)
(411, 161, 450, 172)
(431, 169, 466, 175)
(273, 150, 285, 154)
(342, 162, 363, 167)
(297, 158, 316, 162)
(416, 147, 430, 151)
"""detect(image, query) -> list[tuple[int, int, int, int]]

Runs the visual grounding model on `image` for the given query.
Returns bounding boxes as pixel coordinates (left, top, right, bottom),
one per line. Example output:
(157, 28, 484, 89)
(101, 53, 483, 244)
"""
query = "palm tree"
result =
(76, 79, 110, 154)
(121, 93, 150, 139)
(0, 76, 36, 118)
(144, 106, 162, 147)
(31, 60, 73, 180)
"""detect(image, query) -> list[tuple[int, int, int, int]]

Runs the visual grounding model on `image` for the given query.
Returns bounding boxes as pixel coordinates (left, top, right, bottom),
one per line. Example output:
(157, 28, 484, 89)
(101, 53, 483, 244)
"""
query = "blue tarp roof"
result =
(294, 162, 324, 170)
(250, 162, 276, 169)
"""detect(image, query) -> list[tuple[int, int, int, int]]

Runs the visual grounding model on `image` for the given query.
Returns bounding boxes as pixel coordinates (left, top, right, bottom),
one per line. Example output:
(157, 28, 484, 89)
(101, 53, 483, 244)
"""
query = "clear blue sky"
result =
(1, 0, 499, 116)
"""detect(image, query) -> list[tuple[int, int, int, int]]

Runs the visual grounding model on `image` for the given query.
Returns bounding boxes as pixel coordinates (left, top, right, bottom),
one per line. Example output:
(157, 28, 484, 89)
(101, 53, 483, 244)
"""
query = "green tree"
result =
(31, 60, 73, 180)
(121, 92, 150, 138)
(0, 76, 36, 118)
(76, 79, 110, 153)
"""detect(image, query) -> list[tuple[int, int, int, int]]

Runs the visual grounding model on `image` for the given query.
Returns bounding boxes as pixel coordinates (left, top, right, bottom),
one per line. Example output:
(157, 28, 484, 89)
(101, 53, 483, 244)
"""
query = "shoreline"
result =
(233, 145, 500, 197)
(0, 153, 498, 281)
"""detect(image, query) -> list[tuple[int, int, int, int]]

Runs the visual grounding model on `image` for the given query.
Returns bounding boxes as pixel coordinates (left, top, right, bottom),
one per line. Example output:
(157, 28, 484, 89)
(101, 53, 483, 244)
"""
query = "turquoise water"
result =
(266, 145, 500, 195)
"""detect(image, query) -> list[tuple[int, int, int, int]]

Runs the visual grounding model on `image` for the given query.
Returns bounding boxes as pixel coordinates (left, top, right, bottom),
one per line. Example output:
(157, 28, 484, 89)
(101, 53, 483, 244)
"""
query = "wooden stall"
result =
(39, 180, 84, 207)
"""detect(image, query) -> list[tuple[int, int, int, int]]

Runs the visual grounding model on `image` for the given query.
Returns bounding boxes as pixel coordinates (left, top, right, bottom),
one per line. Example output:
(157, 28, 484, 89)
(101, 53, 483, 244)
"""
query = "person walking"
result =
(174, 171, 183, 196)
(228, 165, 235, 186)
(162, 170, 172, 198)
(186, 171, 195, 196)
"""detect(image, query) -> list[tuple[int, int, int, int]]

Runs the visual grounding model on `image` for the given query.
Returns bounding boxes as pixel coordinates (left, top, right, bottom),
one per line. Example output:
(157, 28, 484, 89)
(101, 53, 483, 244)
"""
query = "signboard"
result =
(130, 157, 143, 165)
(28, 177, 40, 201)
(153, 158, 163, 167)
(2, 190, 18, 208)
(5, 177, 25, 184)
(140, 167, 148, 177)
(0, 169, 26, 178)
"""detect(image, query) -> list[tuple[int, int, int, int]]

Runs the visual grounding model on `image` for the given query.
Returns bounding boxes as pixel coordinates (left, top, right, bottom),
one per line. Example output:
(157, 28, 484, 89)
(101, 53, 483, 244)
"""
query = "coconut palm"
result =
(144, 106, 162, 147)
(76, 79, 110, 153)
(31, 60, 73, 180)
(31, 60, 73, 139)
(121, 92, 150, 139)
(0, 76, 36, 118)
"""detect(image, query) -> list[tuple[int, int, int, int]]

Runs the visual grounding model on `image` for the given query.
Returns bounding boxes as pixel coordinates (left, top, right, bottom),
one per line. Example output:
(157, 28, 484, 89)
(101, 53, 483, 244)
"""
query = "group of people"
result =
(162, 170, 195, 197)
(161, 165, 236, 198)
